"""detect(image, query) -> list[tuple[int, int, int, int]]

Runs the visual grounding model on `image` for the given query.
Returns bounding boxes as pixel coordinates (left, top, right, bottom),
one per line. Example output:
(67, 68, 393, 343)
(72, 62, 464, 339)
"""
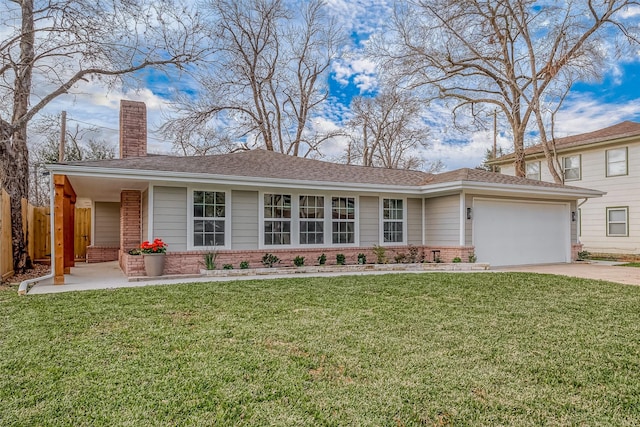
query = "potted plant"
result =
(140, 238, 168, 276)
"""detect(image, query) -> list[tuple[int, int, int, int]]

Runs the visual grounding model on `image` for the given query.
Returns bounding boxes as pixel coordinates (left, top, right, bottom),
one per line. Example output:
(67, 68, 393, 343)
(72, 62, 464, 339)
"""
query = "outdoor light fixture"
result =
(571, 211, 576, 222)
(466, 207, 472, 220)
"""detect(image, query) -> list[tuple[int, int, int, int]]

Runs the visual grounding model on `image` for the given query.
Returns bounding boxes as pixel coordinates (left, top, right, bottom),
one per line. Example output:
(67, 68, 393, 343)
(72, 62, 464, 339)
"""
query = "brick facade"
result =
(571, 243, 584, 262)
(119, 100, 147, 158)
(119, 190, 141, 269)
(86, 246, 119, 263)
(121, 245, 477, 277)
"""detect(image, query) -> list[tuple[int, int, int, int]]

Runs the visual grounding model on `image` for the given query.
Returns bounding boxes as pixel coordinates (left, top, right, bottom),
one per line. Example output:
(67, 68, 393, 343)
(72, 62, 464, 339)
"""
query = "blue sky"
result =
(37, 0, 640, 171)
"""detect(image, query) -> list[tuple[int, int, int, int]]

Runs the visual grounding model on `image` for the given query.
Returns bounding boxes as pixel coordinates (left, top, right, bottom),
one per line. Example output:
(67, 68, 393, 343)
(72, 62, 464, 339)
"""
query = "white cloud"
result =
(619, 5, 640, 18)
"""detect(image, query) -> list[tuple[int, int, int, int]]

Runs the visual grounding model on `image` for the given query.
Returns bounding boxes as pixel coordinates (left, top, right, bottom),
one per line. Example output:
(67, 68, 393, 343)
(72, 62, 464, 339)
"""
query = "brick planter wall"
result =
(86, 246, 119, 263)
(572, 243, 584, 262)
(121, 245, 476, 277)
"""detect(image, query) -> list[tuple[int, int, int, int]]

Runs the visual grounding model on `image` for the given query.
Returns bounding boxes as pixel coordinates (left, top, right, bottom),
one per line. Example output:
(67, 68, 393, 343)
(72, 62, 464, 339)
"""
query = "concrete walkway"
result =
(496, 261, 640, 286)
(27, 260, 640, 295)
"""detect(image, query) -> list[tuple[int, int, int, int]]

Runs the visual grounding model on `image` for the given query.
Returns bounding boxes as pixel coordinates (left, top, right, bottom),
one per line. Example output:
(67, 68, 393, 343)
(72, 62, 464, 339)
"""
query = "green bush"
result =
(223, 264, 233, 270)
(293, 256, 305, 267)
(372, 245, 387, 264)
(317, 253, 327, 265)
(203, 252, 217, 270)
(239, 260, 250, 269)
(468, 253, 477, 263)
(336, 253, 346, 265)
(394, 253, 407, 264)
(262, 253, 280, 268)
(452, 257, 462, 263)
(357, 253, 366, 264)
(577, 250, 590, 261)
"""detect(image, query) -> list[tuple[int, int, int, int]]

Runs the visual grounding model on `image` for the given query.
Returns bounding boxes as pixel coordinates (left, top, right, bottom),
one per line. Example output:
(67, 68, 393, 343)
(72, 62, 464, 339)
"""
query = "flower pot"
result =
(143, 253, 166, 277)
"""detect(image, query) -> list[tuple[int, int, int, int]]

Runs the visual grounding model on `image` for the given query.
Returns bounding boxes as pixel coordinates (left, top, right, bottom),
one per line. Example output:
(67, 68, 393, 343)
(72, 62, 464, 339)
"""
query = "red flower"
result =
(140, 238, 168, 254)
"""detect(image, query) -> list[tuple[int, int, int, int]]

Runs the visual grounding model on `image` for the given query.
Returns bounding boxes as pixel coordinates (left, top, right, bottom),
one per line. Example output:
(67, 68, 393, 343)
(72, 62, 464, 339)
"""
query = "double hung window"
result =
(264, 194, 291, 245)
(383, 199, 403, 243)
(193, 191, 226, 247)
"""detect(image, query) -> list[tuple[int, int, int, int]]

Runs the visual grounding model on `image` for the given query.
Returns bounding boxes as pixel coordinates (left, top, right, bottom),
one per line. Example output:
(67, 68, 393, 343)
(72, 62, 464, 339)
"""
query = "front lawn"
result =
(1, 273, 639, 425)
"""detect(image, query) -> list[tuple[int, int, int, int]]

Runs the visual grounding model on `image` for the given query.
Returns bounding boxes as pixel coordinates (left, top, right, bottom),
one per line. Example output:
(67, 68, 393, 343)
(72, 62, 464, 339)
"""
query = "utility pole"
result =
(487, 109, 498, 172)
(58, 111, 67, 162)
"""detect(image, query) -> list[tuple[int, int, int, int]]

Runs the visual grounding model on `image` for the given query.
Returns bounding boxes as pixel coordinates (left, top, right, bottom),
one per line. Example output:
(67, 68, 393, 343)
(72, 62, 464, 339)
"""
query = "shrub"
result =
(203, 252, 217, 270)
(408, 245, 419, 263)
(336, 253, 346, 265)
(293, 256, 305, 267)
(468, 253, 477, 263)
(394, 253, 407, 264)
(434, 255, 442, 263)
(577, 250, 590, 261)
(223, 264, 233, 270)
(239, 260, 250, 269)
(262, 253, 280, 268)
(373, 245, 387, 264)
(357, 253, 367, 264)
(452, 257, 462, 263)
(317, 253, 327, 265)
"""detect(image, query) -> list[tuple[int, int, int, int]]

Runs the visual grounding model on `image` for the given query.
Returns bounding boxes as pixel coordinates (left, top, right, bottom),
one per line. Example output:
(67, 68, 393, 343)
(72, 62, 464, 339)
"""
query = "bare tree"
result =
(163, 0, 342, 158)
(346, 86, 438, 171)
(0, 0, 206, 272)
(29, 114, 116, 205)
(386, 0, 639, 181)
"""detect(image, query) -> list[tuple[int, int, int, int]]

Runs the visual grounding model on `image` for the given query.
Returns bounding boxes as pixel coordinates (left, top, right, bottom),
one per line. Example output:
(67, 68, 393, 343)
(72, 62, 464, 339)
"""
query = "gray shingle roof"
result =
(493, 121, 640, 163)
(61, 148, 589, 191)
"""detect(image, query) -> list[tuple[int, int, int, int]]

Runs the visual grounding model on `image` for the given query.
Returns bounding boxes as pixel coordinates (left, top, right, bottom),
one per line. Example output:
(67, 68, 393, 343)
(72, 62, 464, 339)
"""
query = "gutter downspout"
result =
(575, 198, 589, 245)
(18, 173, 56, 295)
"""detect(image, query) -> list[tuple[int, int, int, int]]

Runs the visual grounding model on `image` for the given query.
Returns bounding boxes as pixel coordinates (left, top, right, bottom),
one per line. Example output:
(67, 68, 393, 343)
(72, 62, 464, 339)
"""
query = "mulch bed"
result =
(2, 263, 51, 286)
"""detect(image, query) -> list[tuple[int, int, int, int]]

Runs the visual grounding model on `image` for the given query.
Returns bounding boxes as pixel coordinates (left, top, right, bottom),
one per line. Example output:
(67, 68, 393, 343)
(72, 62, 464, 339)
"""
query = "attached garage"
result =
(472, 198, 571, 266)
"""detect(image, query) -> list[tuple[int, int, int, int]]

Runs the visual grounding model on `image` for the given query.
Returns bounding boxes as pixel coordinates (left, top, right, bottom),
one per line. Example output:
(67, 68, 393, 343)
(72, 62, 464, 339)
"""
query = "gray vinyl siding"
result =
(570, 200, 577, 243)
(153, 186, 187, 251)
(141, 189, 148, 242)
(359, 196, 379, 246)
(465, 194, 473, 246)
(407, 198, 422, 245)
(94, 202, 120, 246)
(232, 190, 259, 250)
(424, 195, 460, 245)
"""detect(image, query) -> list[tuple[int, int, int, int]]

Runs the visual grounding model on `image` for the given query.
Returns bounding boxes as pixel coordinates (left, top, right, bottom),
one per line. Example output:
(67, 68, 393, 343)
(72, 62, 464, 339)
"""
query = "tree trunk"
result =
(2, 0, 35, 273)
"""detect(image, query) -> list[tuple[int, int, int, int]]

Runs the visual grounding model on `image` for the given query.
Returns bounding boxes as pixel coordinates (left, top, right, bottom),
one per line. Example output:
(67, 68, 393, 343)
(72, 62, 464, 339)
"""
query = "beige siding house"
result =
(492, 121, 640, 255)
(47, 101, 603, 279)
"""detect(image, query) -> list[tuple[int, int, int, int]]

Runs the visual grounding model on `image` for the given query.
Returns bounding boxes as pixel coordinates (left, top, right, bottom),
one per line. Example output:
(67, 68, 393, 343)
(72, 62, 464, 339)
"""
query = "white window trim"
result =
(258, 191, 358, 249)
(298, 195, 327, 247)
(379, 197, 407, 246)
(330, 195, 359, 247)
(526, 161, 541, 181)
(563, 154, 581, 182)
(606, 207, 629, 237)
(187, 187, 232, 250)
(606, 147, 628, 177)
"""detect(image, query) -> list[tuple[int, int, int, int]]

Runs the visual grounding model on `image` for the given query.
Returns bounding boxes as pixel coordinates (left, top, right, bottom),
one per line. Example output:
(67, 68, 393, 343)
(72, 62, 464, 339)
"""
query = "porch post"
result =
(120, 190, 142, 259)
(53, 175, 65, 284)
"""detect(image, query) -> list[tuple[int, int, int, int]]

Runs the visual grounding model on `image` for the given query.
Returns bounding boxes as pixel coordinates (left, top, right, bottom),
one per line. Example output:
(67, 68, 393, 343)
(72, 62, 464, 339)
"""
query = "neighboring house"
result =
(490, 121, 640, 256)
(46, 101, 602, 284)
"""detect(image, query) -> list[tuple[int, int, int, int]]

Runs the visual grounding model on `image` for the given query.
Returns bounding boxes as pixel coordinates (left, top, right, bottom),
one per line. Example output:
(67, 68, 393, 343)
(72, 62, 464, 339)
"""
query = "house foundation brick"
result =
(119, 190, 142, 270)
(86, 246, 119, 263)
(121, 245, 477, 277)
(572, 243, 584, 262)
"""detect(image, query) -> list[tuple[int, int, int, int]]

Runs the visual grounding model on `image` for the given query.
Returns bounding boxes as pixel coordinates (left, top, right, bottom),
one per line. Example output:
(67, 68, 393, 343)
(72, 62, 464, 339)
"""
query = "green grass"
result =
(2, 273, 640, 426)
(620, 262, 640, 268)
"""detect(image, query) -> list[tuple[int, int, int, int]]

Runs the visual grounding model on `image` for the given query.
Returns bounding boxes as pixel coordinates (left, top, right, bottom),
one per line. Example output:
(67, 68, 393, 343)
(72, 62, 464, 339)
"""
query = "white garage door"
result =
(473, 199, 570, 266)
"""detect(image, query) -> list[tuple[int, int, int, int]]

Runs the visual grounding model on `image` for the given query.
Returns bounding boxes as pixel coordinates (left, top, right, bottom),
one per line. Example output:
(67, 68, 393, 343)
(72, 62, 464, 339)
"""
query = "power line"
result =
(66, 117, 168, 143)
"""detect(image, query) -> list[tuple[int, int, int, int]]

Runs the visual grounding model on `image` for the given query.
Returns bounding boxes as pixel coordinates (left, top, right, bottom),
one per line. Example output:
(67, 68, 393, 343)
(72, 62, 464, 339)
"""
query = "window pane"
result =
(194, 205, 203, 217)
(607, 148, 626, 163)
(609, 209, 626, 222)
(564, 168, 580, 181)
(609, 223, 627, 235)
(564, 156, 579, 169)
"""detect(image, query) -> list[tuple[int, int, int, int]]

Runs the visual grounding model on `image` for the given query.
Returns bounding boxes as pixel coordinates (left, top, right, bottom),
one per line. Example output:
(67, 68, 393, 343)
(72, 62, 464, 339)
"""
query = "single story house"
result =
(46, 101, 603, 284)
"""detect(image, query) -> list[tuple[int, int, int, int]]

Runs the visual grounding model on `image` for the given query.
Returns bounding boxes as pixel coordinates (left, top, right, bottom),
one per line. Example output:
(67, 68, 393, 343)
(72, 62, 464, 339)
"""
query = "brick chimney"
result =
(119, 100, 147, 158)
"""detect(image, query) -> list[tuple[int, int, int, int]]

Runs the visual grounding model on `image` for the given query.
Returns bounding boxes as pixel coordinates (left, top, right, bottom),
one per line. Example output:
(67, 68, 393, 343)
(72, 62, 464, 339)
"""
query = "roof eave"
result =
(45, 164, 423, 194)
(490, 133, 640, 165)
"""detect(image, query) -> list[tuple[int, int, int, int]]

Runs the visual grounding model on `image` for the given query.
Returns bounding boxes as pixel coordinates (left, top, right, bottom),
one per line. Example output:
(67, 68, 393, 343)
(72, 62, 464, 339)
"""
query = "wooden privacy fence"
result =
(0, 188, 91, 280)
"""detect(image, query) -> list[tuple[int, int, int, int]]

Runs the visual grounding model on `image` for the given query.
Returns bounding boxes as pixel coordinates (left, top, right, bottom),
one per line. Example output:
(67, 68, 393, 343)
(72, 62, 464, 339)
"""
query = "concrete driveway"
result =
(496, 261, 640, 286)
